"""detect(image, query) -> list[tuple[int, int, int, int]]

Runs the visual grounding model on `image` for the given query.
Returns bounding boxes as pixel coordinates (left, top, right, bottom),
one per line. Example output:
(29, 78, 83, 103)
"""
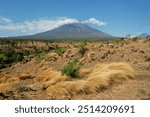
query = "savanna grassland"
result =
(0, 38, 150, 100)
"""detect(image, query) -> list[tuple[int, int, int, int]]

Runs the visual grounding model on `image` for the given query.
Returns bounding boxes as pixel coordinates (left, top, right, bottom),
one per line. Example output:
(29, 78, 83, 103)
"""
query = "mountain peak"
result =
(25, 23, 114, 39)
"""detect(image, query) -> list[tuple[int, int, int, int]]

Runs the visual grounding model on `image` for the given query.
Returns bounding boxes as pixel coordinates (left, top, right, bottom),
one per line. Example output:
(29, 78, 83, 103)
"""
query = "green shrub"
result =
(12, 54, 24, 62)
(0, 54, 4, 61)
(10, 41, 16, 47)
(54, 45, 64, 56)
(23, 50, 30, 56)
(78, 41, 87, 57)
(61, 59, 83, 78)
(1, 47, 24, 65)
(33, 46, 38, 52)
(0, 54, 7, 68)
(44, 46, 54, 52)
(4, 47, 15, 57)
(0, 54, 6, 63)
(35, 52, 47, 60)
(3, 48, 16, 63)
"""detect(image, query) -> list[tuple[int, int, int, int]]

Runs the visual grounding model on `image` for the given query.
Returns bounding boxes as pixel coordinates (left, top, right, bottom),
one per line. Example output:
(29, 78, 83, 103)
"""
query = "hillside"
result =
(0, 39, 150, 100)
(137, 33, 150, 38)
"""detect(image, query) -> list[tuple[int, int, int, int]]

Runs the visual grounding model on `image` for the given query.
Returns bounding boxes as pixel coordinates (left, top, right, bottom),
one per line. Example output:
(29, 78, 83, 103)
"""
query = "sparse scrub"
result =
(78, 41, 88, 57)
(3, 47, 24, 63)
(0, 47, 24, 68)
(10, 41, 17, 47)
(61, 59, 83, 78)
(35, 52, 48, 60)
(23, 50, 30, 56)
(12, 53, 24, 62)
(44, 46, 54, 52)
(0, 39, 150, 100)
(32, 46, 38, 52)
(54, 45, 64, 56)
(112, 39, 122, 44)
(0, 54, 6, 62)
(0, 54, 6, 68)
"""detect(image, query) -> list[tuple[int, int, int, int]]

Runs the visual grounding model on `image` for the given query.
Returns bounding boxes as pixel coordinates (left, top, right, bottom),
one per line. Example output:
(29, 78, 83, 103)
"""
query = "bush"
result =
(54, 45, 64, 56)
(33, 46, 38, 52)
(78, 41, 88, 57)
(0, 47, 24, 69)
(4, 47, 15, 57)
(0, 54, 5, 61)
(61, 59, 83, 78)
(23, 50, 30, 56)
(12, 54, 24, 62)
(35, 52, 47, 60)
(3, 48, 16, 63)
(44, 46, 54, 52)
(0, 54, 7, 65)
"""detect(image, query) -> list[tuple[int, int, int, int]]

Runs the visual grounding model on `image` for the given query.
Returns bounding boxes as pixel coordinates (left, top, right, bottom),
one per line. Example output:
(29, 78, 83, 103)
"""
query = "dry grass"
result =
(0, 39, 150, 100)
(0, 62, 134, 98)
(0, 84, 10, 93)
(36, 68, 68, 88)
(0, 77, 7, 84)
(45, 62, 134, 97)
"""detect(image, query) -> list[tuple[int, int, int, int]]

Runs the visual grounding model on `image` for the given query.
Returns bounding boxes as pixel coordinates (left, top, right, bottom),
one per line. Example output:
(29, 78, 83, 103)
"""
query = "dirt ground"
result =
(0, 39, 150, 100)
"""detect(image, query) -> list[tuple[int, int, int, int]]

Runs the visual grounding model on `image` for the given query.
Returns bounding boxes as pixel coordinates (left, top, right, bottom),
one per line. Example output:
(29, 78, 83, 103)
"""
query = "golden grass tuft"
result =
(44, 62, 134, 97)
(0, 84, 10, 93)
(0, 77, 7, 84)
(80, 68, 91, 78)
(87, 62, 134, 83)
(36, 68, 67, 88)
(6, 76, 20, 83)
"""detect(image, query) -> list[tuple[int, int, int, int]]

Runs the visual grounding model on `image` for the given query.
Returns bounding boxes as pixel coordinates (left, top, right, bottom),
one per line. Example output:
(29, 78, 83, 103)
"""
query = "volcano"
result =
(24, 23, 114, 39)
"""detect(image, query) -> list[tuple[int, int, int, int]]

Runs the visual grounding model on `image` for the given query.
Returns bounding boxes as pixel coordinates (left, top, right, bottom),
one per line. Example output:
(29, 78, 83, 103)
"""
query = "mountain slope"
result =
(137, 33, 150, 38)
(27, 23, 114, 39)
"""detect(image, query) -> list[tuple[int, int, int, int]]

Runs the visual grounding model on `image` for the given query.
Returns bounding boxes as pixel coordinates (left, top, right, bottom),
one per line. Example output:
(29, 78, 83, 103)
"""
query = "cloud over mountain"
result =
(83, 18, 107, 26)
(0, 17, 108, 36)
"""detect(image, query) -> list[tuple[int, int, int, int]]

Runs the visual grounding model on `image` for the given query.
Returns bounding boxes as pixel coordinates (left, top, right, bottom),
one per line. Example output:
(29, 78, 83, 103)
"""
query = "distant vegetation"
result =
(0, 38, 118, 42)
(0, 38, 149, 69)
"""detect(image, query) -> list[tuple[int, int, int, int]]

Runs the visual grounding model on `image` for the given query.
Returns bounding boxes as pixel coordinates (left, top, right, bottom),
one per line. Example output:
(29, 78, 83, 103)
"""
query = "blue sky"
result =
(0, 0, 150, 37)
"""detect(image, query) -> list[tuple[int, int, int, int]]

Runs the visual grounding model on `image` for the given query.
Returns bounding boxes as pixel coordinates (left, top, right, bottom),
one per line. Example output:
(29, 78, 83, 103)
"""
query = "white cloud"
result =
(0, 17, 108, 36)
(83, 18, 107, 26)
(0, 17, 79, 34)
(0, 17, 12, 23)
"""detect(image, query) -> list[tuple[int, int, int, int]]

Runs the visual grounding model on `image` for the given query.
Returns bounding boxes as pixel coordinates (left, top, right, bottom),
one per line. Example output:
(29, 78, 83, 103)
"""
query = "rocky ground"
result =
(0, 39, 150, 100)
